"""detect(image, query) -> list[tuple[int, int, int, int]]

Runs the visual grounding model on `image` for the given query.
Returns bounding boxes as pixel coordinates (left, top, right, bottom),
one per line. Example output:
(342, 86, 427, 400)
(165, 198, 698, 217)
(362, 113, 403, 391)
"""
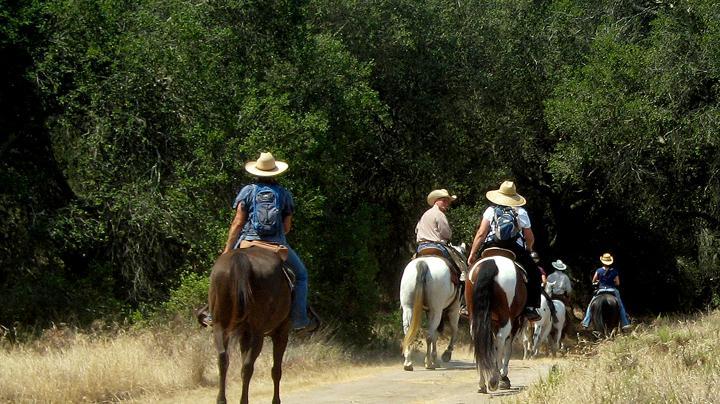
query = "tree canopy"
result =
(2, 0, 719, 342)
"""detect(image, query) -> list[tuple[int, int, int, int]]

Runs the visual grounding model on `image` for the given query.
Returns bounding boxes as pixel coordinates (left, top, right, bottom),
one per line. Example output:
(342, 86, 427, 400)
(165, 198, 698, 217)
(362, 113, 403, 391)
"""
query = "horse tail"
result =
(228, 252, 253, 324)
(402, 260, 429, 353)
(472, 259, 499, 371)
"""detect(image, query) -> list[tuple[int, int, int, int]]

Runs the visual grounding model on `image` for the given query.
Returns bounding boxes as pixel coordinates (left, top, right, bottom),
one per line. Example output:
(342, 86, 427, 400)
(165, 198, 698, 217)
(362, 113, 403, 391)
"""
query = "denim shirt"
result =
(595, 267, 619, 289)
(232, 182, 295, 247)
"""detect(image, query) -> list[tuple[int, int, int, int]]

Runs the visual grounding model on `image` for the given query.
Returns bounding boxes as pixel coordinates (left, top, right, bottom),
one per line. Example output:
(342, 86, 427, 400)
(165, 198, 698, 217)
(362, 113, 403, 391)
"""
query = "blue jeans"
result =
(582, 289, 630, 327)
(285, 245, 310, 328)
(417, 241, 450, 258)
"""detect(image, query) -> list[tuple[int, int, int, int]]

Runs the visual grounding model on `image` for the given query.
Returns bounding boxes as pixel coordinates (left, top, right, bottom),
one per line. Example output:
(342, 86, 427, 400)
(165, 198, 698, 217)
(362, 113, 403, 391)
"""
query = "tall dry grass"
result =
(0, 323, 354, 403)
(518, 310, 720, 403)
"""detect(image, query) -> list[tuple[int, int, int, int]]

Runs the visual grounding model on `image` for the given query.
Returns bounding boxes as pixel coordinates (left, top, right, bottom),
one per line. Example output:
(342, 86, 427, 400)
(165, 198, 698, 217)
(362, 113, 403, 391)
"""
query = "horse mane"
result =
(472, 259, 500, 371)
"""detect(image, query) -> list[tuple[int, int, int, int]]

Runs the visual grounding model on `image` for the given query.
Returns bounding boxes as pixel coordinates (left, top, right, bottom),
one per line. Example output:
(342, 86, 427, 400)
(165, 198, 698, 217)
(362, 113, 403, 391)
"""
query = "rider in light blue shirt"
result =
(582, 253, 631, 329)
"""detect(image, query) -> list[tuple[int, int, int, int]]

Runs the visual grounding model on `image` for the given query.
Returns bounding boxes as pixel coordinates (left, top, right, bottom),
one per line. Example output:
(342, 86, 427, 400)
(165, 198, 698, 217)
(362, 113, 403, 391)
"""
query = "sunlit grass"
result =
(515, 310, 720, 403)
(0, 322, 360, 403)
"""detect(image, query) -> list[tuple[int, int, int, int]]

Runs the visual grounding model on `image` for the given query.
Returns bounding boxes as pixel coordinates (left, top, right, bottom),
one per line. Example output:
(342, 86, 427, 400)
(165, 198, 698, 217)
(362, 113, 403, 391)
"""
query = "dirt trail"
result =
(148, 351, 557, 404)
(281, 356, 554, 404)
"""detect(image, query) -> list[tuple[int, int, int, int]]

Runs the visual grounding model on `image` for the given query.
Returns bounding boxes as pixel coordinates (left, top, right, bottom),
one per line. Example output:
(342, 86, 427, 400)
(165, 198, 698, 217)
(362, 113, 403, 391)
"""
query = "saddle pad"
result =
(417, 247, 445, 257)
(239, 240, 288, 261)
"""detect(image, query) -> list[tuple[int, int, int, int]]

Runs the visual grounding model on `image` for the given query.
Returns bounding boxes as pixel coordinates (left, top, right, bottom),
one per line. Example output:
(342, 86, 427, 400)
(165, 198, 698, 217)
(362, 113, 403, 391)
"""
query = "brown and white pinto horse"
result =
(465, 251, 527, 393)
(208, 246, 292, 404)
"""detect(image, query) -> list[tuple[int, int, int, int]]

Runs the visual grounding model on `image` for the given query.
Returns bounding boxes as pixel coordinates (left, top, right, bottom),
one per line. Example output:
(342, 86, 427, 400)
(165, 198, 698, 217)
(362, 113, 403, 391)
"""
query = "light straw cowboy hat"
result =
(551, 259, 567, 271)
(245, 152, 289, 177)
(600, 253, 614, 266)
(427, 189, 457, 206)
(486, 181, 526, 207)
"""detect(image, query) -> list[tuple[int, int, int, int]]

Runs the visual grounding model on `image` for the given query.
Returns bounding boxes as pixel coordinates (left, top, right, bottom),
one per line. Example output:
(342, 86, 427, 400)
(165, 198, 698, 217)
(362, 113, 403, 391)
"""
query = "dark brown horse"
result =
(465, 252, 527, 393)
(209, 246, 291, 404)
(589, 292, 620, 337)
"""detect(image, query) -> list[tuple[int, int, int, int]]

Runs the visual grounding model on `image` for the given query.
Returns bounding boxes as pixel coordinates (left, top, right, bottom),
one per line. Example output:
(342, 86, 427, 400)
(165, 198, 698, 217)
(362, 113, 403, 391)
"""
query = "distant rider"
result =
(547, 259, 574, 318)
(581, 253, 631, 330)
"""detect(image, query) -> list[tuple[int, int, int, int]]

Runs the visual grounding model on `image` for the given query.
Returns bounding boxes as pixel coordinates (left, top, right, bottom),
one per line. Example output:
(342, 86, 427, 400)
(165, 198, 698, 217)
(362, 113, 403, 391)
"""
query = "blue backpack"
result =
(491, 206, 520, 242)
(250, 184, 282, 236)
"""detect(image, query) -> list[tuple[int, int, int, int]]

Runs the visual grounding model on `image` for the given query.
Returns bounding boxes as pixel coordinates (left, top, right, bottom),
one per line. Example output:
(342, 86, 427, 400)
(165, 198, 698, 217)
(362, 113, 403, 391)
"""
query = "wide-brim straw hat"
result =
(245, 152, 289, 177)
(551, 259, 567, 271)
(427, 189, 457, 206)
(486, 181, 526, 207)
(600, 253, 614, 265)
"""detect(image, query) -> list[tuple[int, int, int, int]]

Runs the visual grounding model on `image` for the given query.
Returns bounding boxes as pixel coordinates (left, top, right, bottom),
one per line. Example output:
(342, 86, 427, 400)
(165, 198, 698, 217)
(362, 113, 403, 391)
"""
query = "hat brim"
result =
(600, 257, 614, 265)
(427, 194, 457, 206)
(552, 263, 567, 271)
(486, 190, 526, 207)
(245, 161, 289, 177)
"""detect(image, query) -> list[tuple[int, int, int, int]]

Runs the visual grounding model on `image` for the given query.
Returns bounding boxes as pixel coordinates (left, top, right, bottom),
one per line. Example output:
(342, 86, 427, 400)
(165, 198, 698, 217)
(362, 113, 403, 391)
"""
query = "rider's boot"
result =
(523, 307, 542, 322)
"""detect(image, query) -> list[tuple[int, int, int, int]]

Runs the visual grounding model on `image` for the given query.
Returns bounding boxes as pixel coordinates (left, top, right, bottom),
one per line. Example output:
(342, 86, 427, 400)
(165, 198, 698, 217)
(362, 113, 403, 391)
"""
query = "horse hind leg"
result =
(425, 310, 442, 369)
(441, 300, 461, 363)
(271, 326, 290, 404)
(401, 306, 414, 371)
(213, 325, 230, 404)
(239, 331, 264, 404)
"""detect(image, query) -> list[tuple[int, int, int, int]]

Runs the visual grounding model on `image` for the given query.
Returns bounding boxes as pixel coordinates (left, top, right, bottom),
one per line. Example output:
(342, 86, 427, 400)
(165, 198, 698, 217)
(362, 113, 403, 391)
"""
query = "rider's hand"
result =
(467, 255, 475, 267)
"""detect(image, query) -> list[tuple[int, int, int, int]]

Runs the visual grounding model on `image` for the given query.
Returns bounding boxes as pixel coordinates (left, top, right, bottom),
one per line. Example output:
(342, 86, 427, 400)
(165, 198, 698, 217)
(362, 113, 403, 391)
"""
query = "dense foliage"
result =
(2, 0, 719, 342)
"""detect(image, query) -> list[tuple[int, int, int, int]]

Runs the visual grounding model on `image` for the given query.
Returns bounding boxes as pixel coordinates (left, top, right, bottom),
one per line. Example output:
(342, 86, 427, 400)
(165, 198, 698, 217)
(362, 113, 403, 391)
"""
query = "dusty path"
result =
(148, 351, 557, 404)
(281, 356, 554, 404)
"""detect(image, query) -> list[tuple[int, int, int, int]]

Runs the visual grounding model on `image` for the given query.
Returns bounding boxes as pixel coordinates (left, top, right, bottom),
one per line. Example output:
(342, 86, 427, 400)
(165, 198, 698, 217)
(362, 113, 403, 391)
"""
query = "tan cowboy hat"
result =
(486, 181, 526, 207)
(427, 189, 457, 206)
(600, 253, 614, 265)
(551, 259, 567, 271)
(245, 152, 289, 177)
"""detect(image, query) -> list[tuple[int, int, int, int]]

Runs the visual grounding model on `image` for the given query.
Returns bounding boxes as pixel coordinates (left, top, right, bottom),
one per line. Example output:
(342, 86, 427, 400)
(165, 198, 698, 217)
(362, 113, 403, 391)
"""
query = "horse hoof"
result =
(403, 364, 413, 371)
(441, 351, 452, 362)
(478, 386, 488, 394)
(499, 376, 511, 389)
(425, 364, 437, 370)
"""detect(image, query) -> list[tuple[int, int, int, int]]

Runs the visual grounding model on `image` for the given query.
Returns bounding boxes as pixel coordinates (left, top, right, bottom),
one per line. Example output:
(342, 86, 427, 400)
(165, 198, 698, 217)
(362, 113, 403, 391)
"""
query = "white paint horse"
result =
(523, 293, 566, 358)
(400, 244, 465, 371)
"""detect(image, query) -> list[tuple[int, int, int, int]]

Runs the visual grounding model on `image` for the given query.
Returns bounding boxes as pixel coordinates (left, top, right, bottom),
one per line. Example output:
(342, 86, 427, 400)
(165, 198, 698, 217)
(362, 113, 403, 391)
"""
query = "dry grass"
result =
(515, 310, 720, 404)
(0, 323, 356, 403)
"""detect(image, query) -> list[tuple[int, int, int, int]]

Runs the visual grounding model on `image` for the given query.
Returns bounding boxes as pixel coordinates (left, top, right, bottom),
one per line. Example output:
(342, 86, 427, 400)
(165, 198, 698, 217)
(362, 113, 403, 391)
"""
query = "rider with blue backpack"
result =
(581, 253, 631, 330)
(467, 181, 543, 322)
(220, 152, 315, 332)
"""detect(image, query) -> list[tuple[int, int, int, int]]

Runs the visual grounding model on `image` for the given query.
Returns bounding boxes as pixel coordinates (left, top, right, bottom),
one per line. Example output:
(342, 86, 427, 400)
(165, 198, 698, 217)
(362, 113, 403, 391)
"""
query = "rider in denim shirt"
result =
(221, 152, 313, 331)
(582, 253, 631, 330)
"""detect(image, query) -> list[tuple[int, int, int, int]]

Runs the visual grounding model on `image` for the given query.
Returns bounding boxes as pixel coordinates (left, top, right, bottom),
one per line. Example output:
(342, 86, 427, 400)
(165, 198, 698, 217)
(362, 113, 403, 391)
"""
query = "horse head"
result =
(544, 280, 556, 295)
(450, 242, 467, 258)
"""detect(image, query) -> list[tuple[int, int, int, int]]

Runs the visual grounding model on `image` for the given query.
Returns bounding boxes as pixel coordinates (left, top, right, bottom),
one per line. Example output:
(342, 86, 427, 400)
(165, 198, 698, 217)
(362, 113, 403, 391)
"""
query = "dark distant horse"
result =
(466, 251, 527, 393)
(589, 292, 620, 337)
(209, 246, 292, 404)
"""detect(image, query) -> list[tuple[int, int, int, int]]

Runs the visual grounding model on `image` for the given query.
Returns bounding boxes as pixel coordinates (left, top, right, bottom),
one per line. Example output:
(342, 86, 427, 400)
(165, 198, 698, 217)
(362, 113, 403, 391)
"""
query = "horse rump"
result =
(591, 293, 619, 335)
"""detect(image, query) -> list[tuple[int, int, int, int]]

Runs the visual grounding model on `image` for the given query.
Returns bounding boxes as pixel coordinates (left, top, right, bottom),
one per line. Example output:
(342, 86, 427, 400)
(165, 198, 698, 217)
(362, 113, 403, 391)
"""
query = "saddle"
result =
(474, 247, 527, 282)
(480, 247, 516, 261)
(239, 240, 289, 261)
(415, 246, 461, 287)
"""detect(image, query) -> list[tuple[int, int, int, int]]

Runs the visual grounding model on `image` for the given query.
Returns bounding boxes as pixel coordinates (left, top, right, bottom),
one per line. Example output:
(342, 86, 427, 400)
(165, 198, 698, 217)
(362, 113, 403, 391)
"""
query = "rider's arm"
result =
(284, 214, 293, 234)
(522, 227, 535, 251)
(468, 218, 490, 265)
(614, 274, 620, 287)
(591, 271, 599, 284)
(223, 204, 248, 254)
